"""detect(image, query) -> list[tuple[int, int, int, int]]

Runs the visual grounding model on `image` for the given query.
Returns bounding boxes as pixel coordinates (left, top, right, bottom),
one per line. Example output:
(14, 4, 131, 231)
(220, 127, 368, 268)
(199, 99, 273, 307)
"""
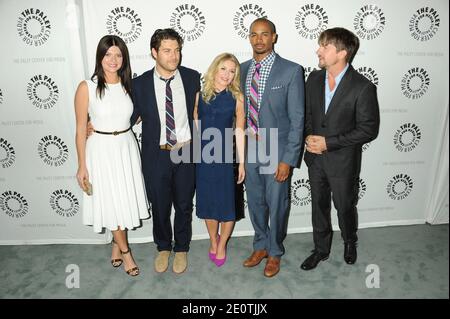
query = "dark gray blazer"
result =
(304, 65, 380, 177)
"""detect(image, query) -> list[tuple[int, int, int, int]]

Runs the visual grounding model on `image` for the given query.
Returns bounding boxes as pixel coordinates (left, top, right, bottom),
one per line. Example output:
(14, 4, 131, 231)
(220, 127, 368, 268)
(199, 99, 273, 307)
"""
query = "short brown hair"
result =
(319, 28, 360, 63)
(150, 28, 183, 52)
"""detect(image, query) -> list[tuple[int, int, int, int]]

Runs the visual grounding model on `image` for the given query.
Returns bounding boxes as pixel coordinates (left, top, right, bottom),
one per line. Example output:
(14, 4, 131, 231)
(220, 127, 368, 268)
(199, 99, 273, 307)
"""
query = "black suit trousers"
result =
(308, 155, 359, 254)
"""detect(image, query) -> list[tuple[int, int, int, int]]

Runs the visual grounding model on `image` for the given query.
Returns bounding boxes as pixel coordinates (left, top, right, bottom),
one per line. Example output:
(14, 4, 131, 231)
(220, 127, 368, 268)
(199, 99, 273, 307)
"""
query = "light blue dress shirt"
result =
(325, 63, 349, 113)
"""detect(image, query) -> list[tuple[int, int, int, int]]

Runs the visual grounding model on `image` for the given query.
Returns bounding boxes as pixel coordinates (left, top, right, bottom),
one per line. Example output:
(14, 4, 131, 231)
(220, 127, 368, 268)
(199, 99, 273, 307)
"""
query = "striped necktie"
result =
(160, 75, 177, 146)
(248, 62, 261, 135)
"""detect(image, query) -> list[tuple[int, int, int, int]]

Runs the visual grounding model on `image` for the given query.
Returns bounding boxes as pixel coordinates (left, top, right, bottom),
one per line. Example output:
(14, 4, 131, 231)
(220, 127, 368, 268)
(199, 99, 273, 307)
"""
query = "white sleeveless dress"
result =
(83, 79, 149, 233)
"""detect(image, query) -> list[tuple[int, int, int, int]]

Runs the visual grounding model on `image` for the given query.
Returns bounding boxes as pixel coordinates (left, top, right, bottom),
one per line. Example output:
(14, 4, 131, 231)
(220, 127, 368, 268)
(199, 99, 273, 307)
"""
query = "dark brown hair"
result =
(318, 28, 360, 63)
(91, 35, 132, 99)
(150, 28, 184, 55)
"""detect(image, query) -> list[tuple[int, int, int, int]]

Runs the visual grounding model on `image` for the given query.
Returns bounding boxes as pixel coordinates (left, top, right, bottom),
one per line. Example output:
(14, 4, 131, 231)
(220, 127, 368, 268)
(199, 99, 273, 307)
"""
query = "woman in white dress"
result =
(75, 35, 149, 276)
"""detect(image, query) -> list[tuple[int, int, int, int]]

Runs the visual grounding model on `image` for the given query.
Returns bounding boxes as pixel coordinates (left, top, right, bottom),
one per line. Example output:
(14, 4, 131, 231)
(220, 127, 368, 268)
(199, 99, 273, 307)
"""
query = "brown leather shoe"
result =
(243, 249, 268, 267)
(264, 256, 280, 278)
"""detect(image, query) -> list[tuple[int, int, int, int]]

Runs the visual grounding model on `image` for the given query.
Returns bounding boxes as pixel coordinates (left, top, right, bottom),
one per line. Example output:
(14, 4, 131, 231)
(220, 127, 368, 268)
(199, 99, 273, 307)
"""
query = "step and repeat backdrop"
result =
(0, 0, 448, 244)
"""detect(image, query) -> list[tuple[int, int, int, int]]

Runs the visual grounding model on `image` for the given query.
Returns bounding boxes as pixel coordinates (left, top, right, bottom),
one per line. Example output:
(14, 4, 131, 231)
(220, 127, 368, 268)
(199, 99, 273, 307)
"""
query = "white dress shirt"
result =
(154, 69, 191, 145)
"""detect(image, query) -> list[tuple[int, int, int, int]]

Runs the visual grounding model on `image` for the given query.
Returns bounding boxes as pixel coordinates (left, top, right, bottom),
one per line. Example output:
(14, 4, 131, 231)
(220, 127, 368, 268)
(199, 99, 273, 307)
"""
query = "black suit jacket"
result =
(304, 65, 380, 177)
(131, 66, 200, 182)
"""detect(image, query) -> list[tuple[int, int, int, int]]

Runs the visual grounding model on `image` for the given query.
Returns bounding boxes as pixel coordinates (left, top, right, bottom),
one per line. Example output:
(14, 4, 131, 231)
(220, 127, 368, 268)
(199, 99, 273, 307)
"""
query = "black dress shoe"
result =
(344, 242, 357, 264)
(300, 250, 329, 271)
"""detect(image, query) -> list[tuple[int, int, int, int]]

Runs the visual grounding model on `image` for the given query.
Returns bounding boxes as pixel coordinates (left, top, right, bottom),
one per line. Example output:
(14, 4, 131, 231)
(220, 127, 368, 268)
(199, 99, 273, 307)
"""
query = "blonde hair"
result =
(202, 53, 242, 104)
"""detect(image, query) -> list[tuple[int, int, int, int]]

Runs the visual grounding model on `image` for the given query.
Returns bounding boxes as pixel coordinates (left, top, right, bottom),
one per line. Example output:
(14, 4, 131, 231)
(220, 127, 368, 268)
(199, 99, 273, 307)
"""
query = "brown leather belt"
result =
(94, 127, 131, 136)
(160, 140, 191, 151)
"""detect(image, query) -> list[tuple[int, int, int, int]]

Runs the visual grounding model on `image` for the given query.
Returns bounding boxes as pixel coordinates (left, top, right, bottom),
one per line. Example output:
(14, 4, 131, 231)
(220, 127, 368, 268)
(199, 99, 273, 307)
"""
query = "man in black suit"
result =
(300, 27, 380, 270)
(131, 29, 200, 274)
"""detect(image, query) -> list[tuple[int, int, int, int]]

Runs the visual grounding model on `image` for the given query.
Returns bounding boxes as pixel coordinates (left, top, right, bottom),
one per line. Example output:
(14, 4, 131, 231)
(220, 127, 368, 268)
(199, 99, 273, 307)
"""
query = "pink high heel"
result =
(208, 235, 220, 262)
(214, 254, 227, 267)
(214, 236, 227, 267)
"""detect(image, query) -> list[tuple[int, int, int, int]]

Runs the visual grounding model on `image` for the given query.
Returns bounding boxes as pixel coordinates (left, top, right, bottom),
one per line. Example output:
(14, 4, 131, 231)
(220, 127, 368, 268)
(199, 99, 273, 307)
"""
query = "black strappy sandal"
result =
(111, 239, 123, 267)
(121, 248, 140, 276)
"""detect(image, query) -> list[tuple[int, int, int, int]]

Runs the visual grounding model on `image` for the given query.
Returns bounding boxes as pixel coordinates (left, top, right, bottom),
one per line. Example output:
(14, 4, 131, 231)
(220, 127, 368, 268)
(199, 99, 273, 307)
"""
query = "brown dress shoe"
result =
(243, 249, 268, 267)
(264, 256, 280, 278)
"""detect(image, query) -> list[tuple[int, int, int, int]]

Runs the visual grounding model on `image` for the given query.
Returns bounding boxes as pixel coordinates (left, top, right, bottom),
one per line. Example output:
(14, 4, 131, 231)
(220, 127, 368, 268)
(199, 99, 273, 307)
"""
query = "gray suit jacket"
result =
(241, 53, 305, 168)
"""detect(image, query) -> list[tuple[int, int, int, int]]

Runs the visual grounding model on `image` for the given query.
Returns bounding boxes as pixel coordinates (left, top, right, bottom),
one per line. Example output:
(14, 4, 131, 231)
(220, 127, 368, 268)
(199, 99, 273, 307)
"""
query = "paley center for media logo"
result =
(27, 74, 59, 110)
(409, 7, 440, 41)
(106, 6, 143, 44)
(353, 5, 386, 40)
(37, 135, 69, 167)
(17, 8, 51, 46)
(170, 4, 206, 42)
(1, 190, 29, 218)
(233, 3, 267, 39)
(294, 4, 328, 40)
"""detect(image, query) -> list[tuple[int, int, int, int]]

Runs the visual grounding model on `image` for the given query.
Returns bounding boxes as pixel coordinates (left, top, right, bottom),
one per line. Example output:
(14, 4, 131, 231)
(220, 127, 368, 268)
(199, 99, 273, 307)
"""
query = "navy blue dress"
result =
(196, 90, 236, 222)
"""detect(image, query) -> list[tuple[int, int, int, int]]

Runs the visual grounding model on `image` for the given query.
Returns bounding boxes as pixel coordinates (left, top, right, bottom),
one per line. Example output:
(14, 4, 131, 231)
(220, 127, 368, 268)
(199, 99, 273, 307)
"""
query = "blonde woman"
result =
(194, 53, 245, 267)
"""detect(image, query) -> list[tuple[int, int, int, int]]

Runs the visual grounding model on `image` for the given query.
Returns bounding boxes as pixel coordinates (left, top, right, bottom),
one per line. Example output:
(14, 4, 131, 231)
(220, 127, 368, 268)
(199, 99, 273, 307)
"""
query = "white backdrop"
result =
(0, 0, 448, 245)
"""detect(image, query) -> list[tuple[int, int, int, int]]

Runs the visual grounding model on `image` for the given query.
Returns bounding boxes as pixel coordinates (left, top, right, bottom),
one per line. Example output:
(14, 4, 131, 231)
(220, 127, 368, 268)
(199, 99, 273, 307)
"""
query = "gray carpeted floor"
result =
(0, 224, 448, 299)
